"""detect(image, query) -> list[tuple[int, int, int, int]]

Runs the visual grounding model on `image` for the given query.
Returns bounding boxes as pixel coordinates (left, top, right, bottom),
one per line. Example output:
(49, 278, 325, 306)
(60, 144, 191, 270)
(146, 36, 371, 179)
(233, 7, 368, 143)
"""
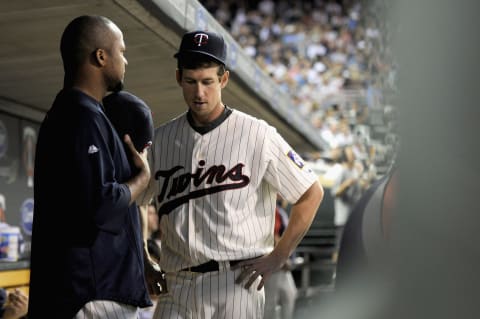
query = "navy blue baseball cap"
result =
(102, 91, 154, 153)
(174, 30, 227, 65)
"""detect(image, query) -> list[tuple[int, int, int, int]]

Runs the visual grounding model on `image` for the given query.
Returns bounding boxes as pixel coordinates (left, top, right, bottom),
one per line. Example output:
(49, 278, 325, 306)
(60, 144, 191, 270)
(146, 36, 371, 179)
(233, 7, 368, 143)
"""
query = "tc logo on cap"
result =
(193, 33, 209, 47)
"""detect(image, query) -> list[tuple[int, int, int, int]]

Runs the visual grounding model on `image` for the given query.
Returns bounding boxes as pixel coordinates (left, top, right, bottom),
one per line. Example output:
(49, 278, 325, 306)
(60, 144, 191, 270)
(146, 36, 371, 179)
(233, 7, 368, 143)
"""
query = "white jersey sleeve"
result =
(263, 124, 319, 204)
(142, 109, 318, 271)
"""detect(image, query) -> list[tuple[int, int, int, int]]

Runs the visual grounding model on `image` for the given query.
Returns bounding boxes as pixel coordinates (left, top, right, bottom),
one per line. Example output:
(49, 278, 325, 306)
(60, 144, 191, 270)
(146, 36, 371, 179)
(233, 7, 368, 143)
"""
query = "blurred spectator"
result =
(146, 203, 161, 250)
(140, 202, 162, 258)
(329, 145, 362, 260)
(200, 0, 398, 184)
(264, 196, 298, 319)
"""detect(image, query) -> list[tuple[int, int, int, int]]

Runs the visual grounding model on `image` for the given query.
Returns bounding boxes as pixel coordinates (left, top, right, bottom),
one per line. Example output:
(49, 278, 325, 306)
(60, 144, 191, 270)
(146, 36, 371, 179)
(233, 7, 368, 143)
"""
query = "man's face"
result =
(104, 24, 127, 92)
(177, 65, 229, 126)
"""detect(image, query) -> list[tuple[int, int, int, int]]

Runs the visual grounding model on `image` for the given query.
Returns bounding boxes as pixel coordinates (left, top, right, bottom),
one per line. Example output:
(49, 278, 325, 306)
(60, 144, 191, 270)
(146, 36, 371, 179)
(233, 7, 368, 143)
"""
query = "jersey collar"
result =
(187, 105, 233, 135)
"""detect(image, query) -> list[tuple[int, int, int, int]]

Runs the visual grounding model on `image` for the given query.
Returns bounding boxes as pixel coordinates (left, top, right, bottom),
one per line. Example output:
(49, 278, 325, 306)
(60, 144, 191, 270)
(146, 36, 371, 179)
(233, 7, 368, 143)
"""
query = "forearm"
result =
(126, 169, 150, 205)
(273, 181, 324, 260)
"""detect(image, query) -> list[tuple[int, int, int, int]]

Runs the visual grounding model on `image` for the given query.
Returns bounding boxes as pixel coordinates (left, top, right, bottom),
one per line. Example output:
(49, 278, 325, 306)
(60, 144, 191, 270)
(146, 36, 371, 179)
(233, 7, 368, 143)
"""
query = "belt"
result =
(181, 259, 244, 273)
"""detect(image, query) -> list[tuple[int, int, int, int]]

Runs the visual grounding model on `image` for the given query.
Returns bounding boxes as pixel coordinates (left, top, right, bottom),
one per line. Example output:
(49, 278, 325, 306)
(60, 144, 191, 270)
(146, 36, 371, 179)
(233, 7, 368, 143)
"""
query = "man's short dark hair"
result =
(60, 15, 113, 74)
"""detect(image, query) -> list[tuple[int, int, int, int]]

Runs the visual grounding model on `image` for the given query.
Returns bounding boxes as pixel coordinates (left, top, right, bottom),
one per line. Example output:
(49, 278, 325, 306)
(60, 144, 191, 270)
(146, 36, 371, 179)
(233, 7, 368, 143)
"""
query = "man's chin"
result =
(110, 81, 124, 93)
(190, 103, 208, 111)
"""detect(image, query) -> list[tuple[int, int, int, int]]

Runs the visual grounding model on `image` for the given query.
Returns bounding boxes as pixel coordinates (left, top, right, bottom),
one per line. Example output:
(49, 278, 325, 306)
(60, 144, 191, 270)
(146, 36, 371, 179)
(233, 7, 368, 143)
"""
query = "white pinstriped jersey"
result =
(140, 108, 318, 272)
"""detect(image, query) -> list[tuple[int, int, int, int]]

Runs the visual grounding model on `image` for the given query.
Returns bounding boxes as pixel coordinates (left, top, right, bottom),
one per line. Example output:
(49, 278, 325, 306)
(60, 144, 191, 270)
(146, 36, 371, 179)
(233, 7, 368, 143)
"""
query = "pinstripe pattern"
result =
(153, 267, 264, 319)
(141, 108, 317, 318)
(73, 300, 139, 319)
(143, 109, 317, 272)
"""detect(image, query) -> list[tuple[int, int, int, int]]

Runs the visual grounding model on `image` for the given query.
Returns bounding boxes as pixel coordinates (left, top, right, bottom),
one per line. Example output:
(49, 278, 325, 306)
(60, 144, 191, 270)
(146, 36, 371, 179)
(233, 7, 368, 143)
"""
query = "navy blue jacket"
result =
(28, 88, 151, 318)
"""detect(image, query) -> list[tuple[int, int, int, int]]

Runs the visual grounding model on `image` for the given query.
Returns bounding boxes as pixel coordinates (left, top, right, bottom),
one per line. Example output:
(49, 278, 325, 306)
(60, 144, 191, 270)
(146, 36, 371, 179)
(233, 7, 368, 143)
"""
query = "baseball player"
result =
(140, 30, 324, 319)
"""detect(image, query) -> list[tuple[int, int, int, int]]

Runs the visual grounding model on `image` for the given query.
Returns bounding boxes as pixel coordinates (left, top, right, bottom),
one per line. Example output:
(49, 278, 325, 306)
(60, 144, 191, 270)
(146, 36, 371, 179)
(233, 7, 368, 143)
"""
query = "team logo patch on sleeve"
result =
(287, 150, 305, 169)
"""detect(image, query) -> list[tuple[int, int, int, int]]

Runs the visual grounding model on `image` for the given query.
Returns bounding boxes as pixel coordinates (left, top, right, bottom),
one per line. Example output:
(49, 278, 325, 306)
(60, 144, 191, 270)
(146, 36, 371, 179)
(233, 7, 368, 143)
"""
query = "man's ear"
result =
(220, 70, 229, 88)
(94, 48, 107, 66)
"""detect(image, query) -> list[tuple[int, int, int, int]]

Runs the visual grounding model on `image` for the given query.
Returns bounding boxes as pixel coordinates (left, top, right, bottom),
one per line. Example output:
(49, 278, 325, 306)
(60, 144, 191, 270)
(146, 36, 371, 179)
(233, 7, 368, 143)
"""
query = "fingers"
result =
(233, 255, 280, 291)
(124, 134, 150, 177)
(234, 265, 265, 290)
(6, 290, 28, 313)
(244, 270, 263, 290)
(123, 134, 136, 153)
(144, 141, 152, 151)
(8, 290, 27, 303)
(234, 265, 250, 284)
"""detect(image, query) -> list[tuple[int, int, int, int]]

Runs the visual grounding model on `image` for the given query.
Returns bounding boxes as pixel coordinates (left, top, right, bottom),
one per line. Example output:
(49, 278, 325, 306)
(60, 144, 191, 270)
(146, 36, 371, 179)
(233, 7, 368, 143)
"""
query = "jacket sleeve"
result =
(74, 109, 133, 234)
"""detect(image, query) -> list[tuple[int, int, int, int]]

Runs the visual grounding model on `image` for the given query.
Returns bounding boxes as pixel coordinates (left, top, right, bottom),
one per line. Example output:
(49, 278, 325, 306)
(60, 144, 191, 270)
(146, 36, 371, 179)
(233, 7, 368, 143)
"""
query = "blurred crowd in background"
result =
(200, 0, 398, 197)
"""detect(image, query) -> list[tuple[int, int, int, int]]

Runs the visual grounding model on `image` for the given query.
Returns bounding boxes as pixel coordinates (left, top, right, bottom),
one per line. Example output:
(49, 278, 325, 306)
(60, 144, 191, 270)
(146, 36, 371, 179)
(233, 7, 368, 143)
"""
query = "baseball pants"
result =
(153, 264, 264, 319)
(73, 300, 139, 319)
